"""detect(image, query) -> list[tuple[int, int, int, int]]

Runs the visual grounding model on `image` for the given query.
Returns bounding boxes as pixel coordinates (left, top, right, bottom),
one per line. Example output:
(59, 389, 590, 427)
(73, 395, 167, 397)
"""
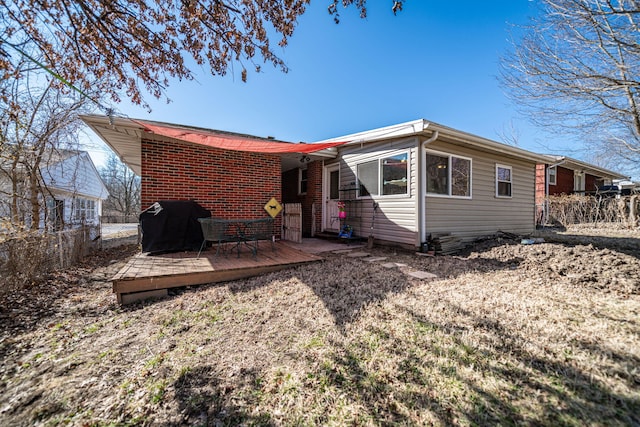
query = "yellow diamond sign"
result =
(264, 197, 283, 218)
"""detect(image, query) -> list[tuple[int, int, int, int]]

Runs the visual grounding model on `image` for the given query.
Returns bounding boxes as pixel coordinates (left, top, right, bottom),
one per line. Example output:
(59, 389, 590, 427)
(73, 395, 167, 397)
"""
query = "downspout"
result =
(544, 158, 566, 224)
(419, 130, 439, 245)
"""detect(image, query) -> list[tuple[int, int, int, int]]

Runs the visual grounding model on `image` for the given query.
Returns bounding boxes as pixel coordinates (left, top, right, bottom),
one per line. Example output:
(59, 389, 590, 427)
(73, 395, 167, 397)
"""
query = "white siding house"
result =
(41, 151, 109, 229)
(0, 150, 109, 230)
(316, 119, 549, 249)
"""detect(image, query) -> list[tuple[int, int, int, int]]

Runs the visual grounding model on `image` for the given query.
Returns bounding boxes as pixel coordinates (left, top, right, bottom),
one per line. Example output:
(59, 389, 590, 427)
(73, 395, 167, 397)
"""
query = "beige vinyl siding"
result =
(425, 140, 536, 241)
(338, 137, 420, 247)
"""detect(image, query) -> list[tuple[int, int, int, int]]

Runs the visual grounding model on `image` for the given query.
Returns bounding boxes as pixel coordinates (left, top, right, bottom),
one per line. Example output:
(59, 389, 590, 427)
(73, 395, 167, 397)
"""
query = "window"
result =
(329, 169, 339, 200)
(74, 198, 85, 221)
(87, 200, 96, 220)
(357, 151, 409, 198)
(357, 160, 379, 197)
(496, 164, 512, 198)
(298, 168, 308, 195)
(548, 166, 557, 185)
(426, 151, 471, 198)
(73, 197, 96, 222)
(382, 153, 408, 195)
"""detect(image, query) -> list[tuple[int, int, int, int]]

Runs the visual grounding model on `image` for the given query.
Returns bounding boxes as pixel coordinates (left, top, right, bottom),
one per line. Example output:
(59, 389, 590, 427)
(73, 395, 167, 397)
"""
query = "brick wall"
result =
(535, 164, 546, 224)
(535, 164, 546, 207)
(141, 139, 281, 221)
(585, 174, 603, 193)
(549, 166, 575, 195)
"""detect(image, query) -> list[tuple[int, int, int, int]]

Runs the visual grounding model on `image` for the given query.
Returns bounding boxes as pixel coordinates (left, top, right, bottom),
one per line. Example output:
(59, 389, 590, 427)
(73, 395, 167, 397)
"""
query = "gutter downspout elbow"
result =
(422, 130, 439, 147)
(420, 130, 439, 245)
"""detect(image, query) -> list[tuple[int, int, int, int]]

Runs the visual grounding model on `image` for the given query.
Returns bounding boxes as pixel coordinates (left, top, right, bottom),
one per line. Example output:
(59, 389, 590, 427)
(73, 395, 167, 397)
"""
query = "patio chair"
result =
(197, 218, 231, 258)
(242, 218, 276, 258)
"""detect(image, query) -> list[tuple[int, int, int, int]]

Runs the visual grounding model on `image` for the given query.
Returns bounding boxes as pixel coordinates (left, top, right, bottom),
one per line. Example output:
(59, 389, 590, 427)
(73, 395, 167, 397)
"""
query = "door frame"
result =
(323, 163, 340, 232)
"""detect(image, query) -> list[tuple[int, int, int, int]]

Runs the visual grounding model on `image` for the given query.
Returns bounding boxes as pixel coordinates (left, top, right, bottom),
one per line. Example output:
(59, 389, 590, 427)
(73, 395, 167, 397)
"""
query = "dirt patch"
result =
(0, 230, 639, 426)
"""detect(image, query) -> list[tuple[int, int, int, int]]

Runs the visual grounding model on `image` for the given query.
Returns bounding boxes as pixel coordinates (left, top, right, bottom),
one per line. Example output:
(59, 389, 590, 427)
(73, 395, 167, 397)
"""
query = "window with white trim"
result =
(298, 168, 308, 195)
(357, 151, 409, 198)
(548, 166, 557, 185)
(496, 164, 512, 198)
(425, 151, 471, 198)
(73, 198, 96, 222)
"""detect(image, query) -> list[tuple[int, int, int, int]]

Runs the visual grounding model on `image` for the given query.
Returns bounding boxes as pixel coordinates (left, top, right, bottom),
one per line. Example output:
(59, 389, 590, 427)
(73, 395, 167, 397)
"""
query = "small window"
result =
(382, 153, 408, 195)
(357, 160, 379, 197)
(426, 151, 471, 198)
(548, 166, 557, 185)
(496, 164, 512, 198)
(298, 168, 308, 195)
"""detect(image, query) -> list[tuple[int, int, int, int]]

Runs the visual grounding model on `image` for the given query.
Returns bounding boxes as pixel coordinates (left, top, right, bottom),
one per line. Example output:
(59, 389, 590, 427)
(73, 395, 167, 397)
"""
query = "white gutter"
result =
(419, 130, 439, 245)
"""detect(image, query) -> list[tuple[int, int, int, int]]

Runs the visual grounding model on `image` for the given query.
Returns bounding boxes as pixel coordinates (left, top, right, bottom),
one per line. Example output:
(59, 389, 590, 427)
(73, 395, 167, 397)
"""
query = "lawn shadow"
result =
(310, 297, 640, 425)
(400, 302, 640, 425)
(226, 250, 522, 330)
(172, 365, 275, 426)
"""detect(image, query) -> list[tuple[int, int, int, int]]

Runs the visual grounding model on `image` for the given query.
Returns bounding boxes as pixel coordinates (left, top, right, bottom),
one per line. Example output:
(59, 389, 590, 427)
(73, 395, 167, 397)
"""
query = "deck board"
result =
(112, 241, 322, 300)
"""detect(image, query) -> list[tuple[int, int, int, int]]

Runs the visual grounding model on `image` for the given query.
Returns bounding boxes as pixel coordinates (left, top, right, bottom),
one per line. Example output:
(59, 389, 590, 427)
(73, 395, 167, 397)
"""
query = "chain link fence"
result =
(101, 214, 139, 223)
(543, 194, 640, 228)
(0, 225, 100, 295)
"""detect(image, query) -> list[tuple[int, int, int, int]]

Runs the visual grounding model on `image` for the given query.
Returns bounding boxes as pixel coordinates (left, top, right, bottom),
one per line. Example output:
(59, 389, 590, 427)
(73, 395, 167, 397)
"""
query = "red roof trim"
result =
(133, 119, 345, 154)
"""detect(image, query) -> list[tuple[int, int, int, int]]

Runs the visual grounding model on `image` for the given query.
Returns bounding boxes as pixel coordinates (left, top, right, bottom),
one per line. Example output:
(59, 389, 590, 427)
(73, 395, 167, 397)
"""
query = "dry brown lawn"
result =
(1, 228, 639, 426)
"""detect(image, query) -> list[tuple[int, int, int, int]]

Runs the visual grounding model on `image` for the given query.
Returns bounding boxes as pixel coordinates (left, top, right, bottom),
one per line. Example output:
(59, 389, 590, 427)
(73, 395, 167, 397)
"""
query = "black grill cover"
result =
(139, 200, 211, 253)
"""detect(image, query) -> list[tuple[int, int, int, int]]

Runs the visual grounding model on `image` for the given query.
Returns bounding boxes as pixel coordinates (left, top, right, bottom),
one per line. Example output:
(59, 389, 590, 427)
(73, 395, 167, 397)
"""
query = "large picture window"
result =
(357, 151, 409, 198)
(496, 164, 512, 198)
(426, 151, 471, 198)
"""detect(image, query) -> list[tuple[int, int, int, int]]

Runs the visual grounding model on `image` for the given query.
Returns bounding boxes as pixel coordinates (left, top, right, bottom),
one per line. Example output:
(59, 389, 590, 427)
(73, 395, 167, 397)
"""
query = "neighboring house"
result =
(535, 155, 627, 222)
(0, 149, 109, 230)
(83, 115, 550, 250)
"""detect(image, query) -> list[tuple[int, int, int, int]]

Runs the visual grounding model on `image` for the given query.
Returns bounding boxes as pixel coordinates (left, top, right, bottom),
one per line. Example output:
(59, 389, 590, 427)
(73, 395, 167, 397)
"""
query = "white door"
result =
(323, 164, 341, 232)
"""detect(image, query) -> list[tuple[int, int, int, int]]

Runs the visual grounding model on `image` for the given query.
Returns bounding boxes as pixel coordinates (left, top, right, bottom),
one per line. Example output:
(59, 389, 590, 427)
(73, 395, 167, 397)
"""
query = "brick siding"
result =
(549, 165, 575, 195)
(141, 139, 281, 222)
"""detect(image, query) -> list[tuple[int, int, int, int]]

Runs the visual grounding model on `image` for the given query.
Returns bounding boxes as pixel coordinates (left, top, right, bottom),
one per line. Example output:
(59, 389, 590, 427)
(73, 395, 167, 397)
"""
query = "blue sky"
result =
(86, 1, 580, 167)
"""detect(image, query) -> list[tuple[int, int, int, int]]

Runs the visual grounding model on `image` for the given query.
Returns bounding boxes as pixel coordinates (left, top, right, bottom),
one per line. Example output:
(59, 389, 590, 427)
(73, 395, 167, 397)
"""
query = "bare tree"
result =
(0, 64, 92, 230)
(501, 0, 640, 175)
(99, 153, 141, 221)
(0, 0, 404, 110)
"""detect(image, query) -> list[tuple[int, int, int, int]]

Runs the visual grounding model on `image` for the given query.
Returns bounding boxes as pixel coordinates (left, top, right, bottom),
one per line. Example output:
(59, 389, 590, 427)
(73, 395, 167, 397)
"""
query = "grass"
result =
(1, 238, 639, 425)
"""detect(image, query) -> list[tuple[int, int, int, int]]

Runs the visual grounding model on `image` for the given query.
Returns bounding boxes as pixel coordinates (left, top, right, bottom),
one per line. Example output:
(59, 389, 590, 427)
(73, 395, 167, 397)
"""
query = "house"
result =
(535, 155, 627, 223)
(80, 115, 343, 233)
(83, 115, 551, 251)
(0, 149, 108, 230)
(306, 119, 551, 249)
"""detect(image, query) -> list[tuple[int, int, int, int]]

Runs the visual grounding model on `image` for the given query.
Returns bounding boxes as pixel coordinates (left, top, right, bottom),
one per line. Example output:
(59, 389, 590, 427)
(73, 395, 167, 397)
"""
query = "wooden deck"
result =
(112, 241, 322, 304)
